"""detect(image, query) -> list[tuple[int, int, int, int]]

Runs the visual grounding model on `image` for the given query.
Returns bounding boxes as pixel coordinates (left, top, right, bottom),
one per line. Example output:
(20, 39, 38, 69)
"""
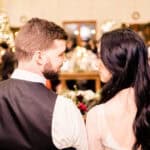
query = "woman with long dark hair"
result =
(86, 28, 150, 150)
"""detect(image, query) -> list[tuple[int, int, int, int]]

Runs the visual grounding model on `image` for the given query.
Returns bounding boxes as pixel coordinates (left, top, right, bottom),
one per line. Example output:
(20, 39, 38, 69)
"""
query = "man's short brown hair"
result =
(15, 18, 68, 60)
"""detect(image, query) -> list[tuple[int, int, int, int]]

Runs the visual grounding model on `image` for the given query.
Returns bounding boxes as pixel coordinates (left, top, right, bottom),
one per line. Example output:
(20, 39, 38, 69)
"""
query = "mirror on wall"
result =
(63, 21, 97, 46)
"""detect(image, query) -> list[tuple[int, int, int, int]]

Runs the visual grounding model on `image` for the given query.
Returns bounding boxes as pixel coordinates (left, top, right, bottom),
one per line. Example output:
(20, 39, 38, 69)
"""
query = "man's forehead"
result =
(53, 39, 66, 45)
(48, 39, 66, 52)
(51, 39, 66, 47)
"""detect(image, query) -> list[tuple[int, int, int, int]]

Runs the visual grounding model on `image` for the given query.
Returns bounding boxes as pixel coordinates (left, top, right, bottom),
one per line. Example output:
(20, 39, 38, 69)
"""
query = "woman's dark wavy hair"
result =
(99, 28, 150, 150)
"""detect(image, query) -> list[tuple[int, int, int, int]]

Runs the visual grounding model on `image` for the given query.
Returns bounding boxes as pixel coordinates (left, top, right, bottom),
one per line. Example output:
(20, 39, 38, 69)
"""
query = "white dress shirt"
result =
(11, 69, 88, 150)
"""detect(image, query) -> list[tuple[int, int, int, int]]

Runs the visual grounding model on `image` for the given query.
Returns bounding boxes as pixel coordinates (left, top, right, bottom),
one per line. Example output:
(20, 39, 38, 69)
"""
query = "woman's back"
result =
(86, 87, 138, 150)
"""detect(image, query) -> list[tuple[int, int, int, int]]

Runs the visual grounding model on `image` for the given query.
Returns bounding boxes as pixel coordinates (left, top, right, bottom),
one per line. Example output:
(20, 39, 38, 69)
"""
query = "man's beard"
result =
(42, 62, 59, 80)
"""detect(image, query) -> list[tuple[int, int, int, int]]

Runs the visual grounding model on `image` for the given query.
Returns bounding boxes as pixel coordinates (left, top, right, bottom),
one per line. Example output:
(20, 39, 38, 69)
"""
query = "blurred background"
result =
(0, 0, 150, 112)
(0, 0, 150, 41)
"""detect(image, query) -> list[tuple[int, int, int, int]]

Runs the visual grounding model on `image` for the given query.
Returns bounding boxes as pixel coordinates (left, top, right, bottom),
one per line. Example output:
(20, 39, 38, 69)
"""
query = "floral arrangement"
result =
(61, 46, 98, 72)
(59, 46, 101, 114)
(60, 86, 100, 115)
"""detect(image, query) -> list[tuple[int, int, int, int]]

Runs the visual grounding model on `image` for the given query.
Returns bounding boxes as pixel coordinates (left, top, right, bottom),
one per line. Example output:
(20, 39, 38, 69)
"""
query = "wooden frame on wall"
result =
(63, 20, 97, 46)
(10, 27, 20, 38)
(122, 22, 150, 44)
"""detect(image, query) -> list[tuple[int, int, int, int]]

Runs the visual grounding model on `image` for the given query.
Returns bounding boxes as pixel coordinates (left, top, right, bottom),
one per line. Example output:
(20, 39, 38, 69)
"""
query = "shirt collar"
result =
(11, 69, 46, 85)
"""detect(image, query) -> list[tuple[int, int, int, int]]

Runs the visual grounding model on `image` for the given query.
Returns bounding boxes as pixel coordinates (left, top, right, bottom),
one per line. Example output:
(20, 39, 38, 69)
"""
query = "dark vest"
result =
(0, 79, 75, 150)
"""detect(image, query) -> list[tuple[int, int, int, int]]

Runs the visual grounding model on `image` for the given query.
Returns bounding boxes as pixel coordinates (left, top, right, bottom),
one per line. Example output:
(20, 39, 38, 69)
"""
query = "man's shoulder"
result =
(56, 95, 77, 109)
(0, 78, 13, 88)
(54, 95, 82, 118)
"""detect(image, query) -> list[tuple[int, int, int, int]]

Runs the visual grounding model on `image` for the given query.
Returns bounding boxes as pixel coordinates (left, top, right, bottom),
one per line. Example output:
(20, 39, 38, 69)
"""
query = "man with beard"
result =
(0, 18, 88, 150)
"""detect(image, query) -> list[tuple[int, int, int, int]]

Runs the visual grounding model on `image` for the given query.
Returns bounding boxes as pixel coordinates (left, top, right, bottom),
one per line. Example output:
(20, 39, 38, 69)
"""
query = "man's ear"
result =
(33, 51, 45, 65)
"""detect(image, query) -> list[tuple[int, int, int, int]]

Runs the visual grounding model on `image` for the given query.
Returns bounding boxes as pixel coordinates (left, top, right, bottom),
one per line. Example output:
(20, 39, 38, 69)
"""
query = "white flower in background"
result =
(60, 60, 71, 72)
(81, 90, 99, 101)
(61, 89, 100, 102)
(61, 46, 98, 72)
(59, 89, 100, 114)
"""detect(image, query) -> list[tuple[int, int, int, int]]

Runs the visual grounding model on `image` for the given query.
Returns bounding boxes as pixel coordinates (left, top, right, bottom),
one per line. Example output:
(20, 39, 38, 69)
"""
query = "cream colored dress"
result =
(86, 88, 138, 150)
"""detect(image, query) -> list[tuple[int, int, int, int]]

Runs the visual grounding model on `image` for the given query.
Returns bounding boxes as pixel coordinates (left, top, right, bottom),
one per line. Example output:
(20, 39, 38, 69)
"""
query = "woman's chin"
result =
(100, 77, 109, 83)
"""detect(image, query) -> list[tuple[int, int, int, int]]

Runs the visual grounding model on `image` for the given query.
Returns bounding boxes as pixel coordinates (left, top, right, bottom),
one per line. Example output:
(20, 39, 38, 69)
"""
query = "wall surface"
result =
(1, 0, 150, 37)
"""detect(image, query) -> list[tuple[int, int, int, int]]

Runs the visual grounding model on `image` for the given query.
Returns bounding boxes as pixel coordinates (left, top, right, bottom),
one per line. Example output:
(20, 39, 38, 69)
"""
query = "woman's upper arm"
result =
(86, 106, 104, 150)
